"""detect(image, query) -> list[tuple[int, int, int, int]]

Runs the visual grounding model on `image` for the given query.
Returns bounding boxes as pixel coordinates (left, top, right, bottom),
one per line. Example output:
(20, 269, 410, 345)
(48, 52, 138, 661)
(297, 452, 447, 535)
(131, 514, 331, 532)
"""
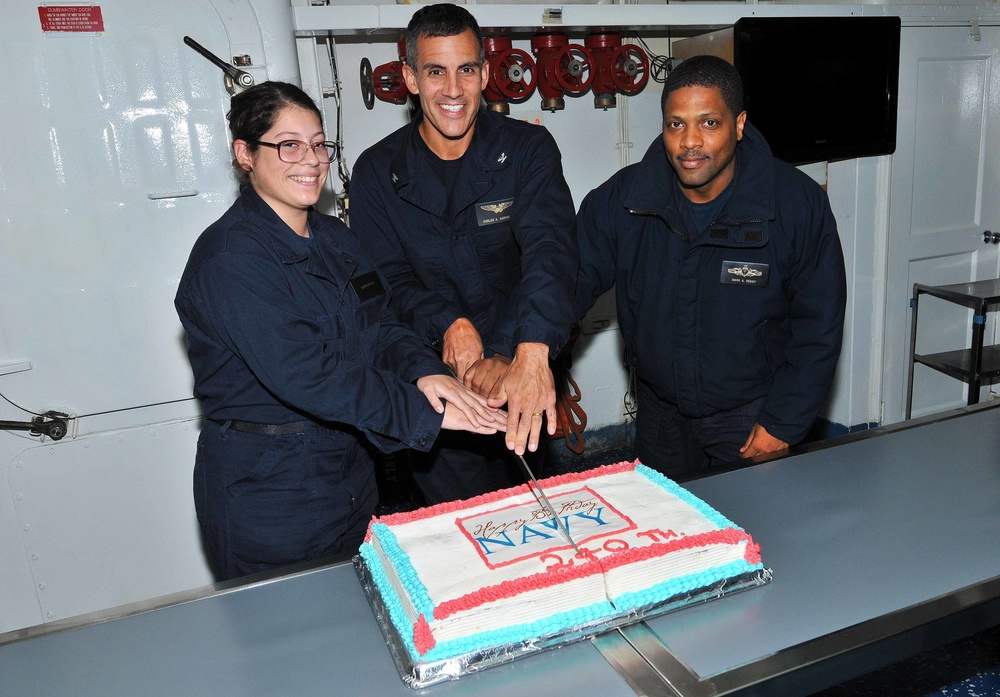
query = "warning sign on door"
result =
(38, 5, 105, 33)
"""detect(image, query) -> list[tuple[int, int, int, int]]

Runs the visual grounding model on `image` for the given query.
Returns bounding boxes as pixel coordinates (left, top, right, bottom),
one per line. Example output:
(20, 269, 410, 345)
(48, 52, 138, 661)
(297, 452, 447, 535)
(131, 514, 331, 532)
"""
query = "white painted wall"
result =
(825, 157, 890, 429)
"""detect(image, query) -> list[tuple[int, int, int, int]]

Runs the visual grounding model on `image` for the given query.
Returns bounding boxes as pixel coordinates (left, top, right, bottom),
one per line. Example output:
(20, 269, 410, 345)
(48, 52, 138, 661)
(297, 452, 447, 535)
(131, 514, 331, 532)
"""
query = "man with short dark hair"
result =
(575, 55, 847, 478)
(351, 3, 578, 503)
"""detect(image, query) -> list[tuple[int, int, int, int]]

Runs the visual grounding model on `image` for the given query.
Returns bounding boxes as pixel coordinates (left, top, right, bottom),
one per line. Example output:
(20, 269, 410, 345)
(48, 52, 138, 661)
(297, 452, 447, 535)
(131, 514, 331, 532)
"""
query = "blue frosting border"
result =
(363, 463, 762, 664)
(366, 523, 434, 618)
(634, 463, 743, 531)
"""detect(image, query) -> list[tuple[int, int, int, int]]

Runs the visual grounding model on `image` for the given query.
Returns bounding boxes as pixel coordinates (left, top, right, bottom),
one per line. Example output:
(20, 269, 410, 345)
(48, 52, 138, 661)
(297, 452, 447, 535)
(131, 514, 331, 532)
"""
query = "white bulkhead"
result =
(0, 0, 300, 633)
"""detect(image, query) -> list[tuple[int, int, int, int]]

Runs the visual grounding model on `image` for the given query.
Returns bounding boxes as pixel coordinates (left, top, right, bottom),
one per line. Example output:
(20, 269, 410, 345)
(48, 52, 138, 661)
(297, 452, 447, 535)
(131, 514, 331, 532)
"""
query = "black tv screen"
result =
(733, 16, 901, 165)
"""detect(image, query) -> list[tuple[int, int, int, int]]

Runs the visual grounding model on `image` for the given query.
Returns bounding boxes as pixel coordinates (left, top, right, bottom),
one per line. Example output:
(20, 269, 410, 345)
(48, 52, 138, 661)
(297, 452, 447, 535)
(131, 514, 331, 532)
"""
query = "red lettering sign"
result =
(38, 5, 105, 33)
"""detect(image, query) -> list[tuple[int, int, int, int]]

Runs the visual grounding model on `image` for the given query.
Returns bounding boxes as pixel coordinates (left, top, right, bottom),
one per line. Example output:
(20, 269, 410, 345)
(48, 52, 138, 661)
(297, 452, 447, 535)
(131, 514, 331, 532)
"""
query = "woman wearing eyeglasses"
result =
(175, 81, 505, 581)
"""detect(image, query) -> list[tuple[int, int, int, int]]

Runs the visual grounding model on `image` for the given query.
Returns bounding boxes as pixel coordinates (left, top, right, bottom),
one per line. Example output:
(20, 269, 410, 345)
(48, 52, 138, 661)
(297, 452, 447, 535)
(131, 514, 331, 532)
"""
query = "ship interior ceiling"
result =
(1, 1, 999, 695)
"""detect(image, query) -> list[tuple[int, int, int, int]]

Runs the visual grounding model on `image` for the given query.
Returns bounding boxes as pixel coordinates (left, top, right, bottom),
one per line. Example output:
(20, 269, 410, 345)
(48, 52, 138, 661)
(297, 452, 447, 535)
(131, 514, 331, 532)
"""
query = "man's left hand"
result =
(486, 342, 556, 455)
(463, 354, 512, 397)
(739, 423, 789, 459)
(442, 318, 484, 382)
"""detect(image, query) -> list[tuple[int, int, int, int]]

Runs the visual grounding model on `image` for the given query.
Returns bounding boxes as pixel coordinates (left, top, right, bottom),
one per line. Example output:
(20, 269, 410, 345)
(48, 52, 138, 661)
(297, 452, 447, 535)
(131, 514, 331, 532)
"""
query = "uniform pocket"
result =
(226, 433, 297, 491)
(473, 224, 520, 290)
(406, 236, 446, 280)
(225, 433, 320, 567)
(756, 319, 790, 373)
(354, 298, 381, 332)
(353, 299, 382, 362)
(314, 313, 347, 359)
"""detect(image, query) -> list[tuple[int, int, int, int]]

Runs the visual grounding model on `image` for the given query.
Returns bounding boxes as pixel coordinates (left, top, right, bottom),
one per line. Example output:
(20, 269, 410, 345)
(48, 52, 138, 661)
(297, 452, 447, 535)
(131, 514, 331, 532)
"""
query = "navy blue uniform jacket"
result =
(350, 109, 579, 359)
(576, 122, 846, 445)
(175, 185, 445, 453)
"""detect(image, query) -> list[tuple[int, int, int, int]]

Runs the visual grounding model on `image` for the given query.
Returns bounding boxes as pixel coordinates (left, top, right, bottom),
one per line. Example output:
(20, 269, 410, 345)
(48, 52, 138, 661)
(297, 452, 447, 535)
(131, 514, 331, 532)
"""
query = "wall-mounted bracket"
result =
(0, 411, 70, 441)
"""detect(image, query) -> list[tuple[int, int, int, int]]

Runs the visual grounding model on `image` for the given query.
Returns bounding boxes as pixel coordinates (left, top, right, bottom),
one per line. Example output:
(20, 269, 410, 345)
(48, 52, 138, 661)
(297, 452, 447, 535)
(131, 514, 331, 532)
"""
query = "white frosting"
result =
(362, 462, 761, 663)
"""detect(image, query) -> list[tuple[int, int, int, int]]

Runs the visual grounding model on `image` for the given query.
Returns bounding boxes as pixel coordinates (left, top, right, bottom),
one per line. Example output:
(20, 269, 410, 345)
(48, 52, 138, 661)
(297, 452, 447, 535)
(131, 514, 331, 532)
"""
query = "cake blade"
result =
(515, 453, 583, 556)
(515, 454, 618, 611)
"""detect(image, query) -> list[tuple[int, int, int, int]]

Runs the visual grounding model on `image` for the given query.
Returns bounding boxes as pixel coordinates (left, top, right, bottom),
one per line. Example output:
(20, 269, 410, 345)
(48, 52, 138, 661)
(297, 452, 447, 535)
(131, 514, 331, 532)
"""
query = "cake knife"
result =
(515, 453, 583, 556)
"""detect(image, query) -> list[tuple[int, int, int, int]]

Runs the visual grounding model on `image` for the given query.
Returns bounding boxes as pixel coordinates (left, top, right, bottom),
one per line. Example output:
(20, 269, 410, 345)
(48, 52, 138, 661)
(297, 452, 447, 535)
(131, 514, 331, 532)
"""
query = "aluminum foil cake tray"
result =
(354, 555, 772, 689)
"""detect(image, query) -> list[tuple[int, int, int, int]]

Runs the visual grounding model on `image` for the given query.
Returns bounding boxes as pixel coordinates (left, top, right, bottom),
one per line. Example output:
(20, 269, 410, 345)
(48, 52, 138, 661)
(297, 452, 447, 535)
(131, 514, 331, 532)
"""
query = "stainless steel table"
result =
(3, 404, 999, 697)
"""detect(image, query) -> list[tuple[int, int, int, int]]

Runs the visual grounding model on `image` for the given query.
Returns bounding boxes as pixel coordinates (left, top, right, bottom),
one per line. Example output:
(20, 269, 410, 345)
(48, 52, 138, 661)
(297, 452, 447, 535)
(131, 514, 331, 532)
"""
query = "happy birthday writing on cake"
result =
(455, 487, 637, 568)
(469, 496, 603, 539)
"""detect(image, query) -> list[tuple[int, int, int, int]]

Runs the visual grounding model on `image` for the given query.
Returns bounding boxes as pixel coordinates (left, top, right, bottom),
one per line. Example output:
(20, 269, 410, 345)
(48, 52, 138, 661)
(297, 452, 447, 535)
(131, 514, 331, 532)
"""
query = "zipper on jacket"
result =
(630, 207, 771, 247)
(628, 208, 688, 242)
(723, 217, 768, 226)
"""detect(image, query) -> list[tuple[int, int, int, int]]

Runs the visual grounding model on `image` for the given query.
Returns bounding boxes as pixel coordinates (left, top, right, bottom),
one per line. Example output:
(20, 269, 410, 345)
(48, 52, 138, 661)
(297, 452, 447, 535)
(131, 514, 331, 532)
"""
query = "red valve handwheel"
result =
(610, 44, 650, 94)
(552, 43, 593, 93)
(492, 48, 537, 101)
(360, 57, 376, 110)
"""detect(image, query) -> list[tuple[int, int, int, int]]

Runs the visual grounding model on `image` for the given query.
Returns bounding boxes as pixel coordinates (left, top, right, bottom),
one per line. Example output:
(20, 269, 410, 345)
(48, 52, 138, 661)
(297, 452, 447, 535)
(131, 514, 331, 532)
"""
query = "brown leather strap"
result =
(552, 372, 587, 454)
(550, 324, 587, 454)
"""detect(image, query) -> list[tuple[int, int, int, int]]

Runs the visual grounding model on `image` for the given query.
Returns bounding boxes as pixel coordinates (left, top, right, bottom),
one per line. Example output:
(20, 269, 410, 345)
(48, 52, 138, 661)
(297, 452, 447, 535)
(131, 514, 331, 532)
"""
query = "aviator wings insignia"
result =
(481, 201, 514, 214)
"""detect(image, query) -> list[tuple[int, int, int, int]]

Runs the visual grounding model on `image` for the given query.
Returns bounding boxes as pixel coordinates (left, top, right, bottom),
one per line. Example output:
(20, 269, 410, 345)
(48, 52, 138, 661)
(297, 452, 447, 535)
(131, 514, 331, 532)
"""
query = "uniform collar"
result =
(238, 185, 357, 287)
(238, 185, 310, 264)
(624, 120, 776, 226)
(389, 109, 514, 193)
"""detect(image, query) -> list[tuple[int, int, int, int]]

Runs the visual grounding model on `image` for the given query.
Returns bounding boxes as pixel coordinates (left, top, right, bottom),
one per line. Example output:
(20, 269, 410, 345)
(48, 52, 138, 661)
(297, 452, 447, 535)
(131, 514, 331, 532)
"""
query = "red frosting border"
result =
(413, 613, 435, 655)
(367, 460, 639, 535)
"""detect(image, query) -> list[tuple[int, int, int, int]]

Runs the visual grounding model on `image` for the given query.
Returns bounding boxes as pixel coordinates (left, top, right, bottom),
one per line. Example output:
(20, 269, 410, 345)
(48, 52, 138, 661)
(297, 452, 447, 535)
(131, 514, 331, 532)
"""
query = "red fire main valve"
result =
(484, 35, 537, 114)
(531, 32, 593, 112)
(360, 38, 409, 109)
(585, 33, 650, 109)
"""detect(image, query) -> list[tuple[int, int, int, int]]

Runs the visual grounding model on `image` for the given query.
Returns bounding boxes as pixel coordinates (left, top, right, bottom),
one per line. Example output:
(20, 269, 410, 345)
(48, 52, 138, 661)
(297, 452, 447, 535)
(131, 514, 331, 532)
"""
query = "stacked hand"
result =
(442, 318, 483, 382)
(416, 374, 507, 434)
(462, 354, 511, 396)
(442, 319, 555, 454)
(485, 343, 556, 455)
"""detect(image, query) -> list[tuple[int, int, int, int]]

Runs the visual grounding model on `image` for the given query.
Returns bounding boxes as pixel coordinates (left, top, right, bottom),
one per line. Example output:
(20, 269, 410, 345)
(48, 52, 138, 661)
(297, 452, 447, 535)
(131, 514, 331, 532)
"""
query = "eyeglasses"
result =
(253, 140, 338, 164)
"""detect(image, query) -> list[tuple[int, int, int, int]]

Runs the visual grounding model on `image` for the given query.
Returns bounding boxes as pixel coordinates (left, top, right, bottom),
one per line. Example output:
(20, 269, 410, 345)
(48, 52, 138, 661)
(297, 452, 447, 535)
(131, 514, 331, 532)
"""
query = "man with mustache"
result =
(575, 55, 847, 478)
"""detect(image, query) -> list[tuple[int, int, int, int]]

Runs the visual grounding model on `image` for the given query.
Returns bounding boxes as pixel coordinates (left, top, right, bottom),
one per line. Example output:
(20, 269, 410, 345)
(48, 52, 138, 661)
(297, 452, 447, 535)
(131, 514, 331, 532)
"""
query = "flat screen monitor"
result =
(733, 16, 901, 165)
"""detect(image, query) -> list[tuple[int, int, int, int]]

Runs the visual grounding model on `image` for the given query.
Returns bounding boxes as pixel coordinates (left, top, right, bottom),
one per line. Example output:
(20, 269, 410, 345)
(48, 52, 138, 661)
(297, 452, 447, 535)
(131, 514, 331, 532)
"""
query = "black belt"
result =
(218, 419, 316, 436)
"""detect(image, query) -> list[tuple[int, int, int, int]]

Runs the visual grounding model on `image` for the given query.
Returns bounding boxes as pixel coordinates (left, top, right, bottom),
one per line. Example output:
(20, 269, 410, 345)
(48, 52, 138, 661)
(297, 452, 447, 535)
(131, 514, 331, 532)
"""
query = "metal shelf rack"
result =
(905, 279, 1000, 418)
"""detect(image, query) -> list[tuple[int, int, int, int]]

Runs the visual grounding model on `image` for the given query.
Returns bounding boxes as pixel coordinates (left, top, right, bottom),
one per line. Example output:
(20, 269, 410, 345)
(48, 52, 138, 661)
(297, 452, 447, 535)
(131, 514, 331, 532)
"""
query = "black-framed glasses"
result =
(253, 140, 338, 164)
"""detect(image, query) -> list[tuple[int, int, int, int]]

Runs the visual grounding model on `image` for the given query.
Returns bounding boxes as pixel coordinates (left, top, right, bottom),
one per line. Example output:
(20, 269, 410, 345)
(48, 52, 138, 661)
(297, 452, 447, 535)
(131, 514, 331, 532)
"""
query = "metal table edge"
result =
(0, 552, 356, 647)
(594, 575, 1000, 697)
